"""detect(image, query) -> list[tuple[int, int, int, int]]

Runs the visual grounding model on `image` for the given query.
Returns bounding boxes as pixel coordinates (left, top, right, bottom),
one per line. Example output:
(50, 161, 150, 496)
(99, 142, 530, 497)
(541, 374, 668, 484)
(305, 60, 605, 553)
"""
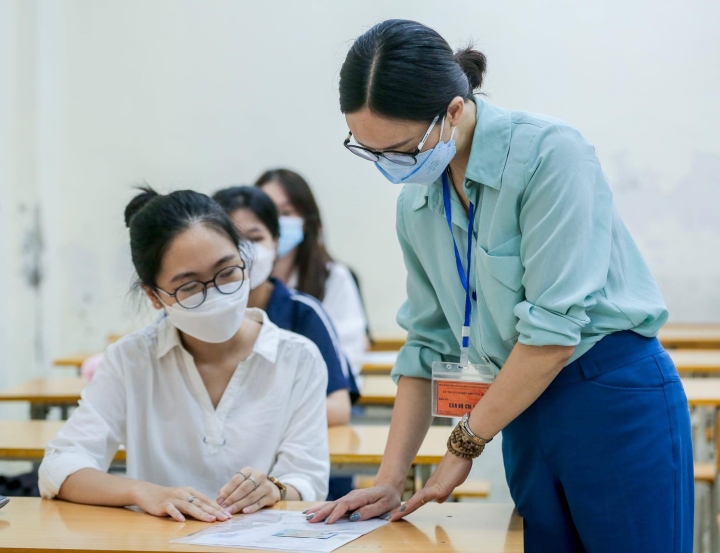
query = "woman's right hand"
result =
(305, 482, 402, 524)
(132, 482, 231, 523)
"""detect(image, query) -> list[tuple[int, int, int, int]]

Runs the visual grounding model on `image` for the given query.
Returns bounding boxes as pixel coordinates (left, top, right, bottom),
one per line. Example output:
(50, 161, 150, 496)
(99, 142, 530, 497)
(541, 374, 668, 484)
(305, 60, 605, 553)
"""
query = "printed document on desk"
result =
(171, 510, 389, 552)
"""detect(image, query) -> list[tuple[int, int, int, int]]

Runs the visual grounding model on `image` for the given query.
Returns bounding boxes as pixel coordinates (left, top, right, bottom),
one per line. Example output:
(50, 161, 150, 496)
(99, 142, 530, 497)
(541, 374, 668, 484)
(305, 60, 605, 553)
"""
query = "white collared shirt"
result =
(289, 262, 368, 380)
(39, 309, 329, 501)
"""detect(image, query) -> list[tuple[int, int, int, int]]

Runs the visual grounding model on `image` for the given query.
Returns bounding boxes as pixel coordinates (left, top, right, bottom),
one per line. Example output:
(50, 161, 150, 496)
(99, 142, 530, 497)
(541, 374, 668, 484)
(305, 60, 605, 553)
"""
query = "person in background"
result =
(214, 185, 358, 501)
(40, 187, 329, 521)
(255, 169, 369, 381)
(213, 185, 357, 425)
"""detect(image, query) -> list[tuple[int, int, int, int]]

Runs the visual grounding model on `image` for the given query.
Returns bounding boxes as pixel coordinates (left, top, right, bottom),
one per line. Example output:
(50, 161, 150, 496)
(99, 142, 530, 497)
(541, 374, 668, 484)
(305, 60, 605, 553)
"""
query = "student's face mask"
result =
(159, 285, 249, 343)
(375, 117, 457, 186)
(277, 216, 304, 257)
(248, 242, 275, 290)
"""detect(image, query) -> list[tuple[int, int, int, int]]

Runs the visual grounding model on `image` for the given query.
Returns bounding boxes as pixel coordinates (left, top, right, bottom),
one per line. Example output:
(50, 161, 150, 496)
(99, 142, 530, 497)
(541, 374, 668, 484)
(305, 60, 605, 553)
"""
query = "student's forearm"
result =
(469, 343, 574, 439)
(58, 468, 143, 506)
(374, 376, 434, 490)
(326, 390, 352, 426)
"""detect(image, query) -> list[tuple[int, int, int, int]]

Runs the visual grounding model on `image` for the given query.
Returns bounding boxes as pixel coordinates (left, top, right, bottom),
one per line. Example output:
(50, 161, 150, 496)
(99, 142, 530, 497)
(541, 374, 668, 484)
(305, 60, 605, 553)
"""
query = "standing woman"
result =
(255, 169, 369, 380)
(306, 19, 693, 553)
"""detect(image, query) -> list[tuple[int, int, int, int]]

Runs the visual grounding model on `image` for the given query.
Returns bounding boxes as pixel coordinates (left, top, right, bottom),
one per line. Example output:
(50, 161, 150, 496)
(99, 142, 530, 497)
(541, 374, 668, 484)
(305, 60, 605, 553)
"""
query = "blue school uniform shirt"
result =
(265, 278, 356, 397)
(392, 96, 668, 383)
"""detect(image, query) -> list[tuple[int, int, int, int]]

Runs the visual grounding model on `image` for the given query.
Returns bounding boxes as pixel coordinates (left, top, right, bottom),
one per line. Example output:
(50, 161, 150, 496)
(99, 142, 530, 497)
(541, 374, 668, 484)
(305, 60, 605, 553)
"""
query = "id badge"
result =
(432, 361, 495, 418)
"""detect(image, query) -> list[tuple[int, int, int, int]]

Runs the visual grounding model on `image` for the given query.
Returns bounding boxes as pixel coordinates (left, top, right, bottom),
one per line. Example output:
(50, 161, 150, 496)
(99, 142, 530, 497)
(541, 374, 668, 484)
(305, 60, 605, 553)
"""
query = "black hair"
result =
(212, 186, 280, 240)
(124, 186, 242, 287)
(255, 169, 332, 301)
(339, 19, 487, 121)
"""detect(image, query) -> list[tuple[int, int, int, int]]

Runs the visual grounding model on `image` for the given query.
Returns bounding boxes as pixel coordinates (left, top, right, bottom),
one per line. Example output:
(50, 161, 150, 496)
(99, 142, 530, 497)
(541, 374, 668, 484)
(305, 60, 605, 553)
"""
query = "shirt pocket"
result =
(475, 236, 525, 342)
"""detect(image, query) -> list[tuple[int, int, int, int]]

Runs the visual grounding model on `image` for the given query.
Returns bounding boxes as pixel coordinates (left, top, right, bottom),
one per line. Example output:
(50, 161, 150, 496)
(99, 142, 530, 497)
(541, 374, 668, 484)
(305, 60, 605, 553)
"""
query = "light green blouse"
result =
(392, 96, 667, 382)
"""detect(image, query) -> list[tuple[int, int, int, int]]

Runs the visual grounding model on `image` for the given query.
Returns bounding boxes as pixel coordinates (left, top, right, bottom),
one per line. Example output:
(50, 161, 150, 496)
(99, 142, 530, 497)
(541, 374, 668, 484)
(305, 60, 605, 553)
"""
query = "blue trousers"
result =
(502, 331, 694, 553)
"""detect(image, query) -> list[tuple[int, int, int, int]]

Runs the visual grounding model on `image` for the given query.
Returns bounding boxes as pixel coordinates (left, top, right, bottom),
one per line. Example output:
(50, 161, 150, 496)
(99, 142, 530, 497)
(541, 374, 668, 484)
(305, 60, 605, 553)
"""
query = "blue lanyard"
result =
(442, 171, 474, 365)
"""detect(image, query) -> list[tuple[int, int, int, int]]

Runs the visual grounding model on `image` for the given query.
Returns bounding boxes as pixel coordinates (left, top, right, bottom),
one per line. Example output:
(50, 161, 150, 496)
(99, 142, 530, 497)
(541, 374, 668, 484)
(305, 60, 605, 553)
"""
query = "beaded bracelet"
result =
(446, 414, 492, 460)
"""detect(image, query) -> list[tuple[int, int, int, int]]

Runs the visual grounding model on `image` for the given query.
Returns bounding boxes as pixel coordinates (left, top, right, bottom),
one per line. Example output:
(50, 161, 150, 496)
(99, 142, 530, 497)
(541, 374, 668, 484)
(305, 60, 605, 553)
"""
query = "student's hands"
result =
(304, 482, 402, 524)
(387, 452, 472, 521)
(132, 482, 230, 523)
(217, 467, 281, 515)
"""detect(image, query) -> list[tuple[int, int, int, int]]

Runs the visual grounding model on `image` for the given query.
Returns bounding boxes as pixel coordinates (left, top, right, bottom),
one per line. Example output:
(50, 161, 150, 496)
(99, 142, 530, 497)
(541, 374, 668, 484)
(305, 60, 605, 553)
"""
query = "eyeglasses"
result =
(343, 115, 440, 167)
(155, 265, 246, 309)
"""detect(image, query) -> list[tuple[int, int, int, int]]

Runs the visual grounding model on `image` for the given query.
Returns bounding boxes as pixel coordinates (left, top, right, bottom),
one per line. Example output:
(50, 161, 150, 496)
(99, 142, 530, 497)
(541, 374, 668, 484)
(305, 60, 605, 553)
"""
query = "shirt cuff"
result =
(38, 451, 102, 498)
(390, 344, 446, 384)
(278, 475, 325, 502)
(514, 301, 590, 347)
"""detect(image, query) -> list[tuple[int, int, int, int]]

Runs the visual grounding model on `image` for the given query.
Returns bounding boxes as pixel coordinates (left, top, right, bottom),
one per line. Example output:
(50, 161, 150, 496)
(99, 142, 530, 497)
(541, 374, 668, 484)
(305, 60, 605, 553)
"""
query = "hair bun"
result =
(124, 185, 159, 228)
(454, 46, 487, 92)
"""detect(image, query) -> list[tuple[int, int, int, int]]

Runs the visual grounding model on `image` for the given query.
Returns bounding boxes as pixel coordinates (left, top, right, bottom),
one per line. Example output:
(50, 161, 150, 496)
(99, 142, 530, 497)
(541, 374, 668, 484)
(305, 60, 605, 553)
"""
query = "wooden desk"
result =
(360, 351, 396, 375)
(0, 378, 85, 404)
(358, 375, 396, 406)
(369, 338, 406, 352)
(0, 422, 446, 468)
(0, 497, 523, 553)
(682, 378, 720, 407)
(669, 350, 720, 374)
(0, 378, 85, 419)
(660, 324, 720, 350)
(53, 354, 94, 369)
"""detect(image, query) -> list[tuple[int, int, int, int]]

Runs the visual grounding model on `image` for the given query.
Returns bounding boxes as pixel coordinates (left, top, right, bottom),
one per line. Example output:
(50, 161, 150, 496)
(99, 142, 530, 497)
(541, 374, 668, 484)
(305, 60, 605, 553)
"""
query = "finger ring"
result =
(420, 499, 426, 505)
(187, 495, 196, 503)
(237, 470, 248, 481)
(248, 476, 259, 490)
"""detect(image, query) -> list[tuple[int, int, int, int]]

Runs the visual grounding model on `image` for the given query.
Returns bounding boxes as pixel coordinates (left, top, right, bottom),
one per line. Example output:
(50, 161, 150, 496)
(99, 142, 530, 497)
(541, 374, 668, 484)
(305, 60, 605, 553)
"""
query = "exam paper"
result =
(171, 510, 389, 553)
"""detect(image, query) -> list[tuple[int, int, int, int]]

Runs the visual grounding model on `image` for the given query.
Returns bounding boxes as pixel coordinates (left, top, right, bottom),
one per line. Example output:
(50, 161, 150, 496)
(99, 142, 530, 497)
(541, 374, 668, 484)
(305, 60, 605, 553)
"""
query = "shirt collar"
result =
(411, 96, 511, 214)
(464, 95, 512, 190)
(155, 307, 280, 363)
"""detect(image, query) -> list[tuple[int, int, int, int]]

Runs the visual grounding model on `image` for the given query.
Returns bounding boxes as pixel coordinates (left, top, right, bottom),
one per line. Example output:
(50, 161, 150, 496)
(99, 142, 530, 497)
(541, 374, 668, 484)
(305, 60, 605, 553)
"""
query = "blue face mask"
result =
(277, 216, 304, 257)
(375, 117, 457, 185)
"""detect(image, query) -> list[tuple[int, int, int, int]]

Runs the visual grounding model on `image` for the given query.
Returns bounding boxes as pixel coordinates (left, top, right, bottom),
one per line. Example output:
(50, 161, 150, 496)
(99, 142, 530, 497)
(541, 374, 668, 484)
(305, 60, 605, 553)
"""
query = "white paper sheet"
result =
(171, 510, 389, 553)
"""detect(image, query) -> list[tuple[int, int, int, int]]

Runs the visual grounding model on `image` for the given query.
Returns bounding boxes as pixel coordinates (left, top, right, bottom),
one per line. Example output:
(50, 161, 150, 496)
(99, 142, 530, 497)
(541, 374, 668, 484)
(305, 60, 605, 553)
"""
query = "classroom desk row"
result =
(0, 498, 523, 553)
(0, 421, 454, 495)
(51, 323, 720, 370)
(0, 421, 447, 467)
(54, 348, 720, 380)
(3, 374, 720, 412)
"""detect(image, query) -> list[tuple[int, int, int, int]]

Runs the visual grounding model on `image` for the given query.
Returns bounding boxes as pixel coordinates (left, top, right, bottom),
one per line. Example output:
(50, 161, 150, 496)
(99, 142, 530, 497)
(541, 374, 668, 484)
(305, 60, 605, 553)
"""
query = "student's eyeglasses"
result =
(155, 265, 246, 309)
(343, 115, 439, 167)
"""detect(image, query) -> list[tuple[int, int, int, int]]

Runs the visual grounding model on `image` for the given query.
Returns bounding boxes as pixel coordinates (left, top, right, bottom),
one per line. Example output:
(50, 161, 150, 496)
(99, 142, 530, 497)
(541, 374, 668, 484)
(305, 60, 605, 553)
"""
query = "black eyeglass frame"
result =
(154, 264, 246, 309)
(343, 115, 440, 167)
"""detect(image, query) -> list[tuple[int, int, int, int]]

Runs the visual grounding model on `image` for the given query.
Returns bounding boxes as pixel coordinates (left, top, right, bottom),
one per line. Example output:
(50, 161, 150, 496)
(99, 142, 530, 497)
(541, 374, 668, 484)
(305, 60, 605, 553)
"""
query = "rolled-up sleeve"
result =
(514, 124, 613, 347)
(271, 344, 329, 501)
(38, 347, 126, 498)
(393, 190, 458, 384)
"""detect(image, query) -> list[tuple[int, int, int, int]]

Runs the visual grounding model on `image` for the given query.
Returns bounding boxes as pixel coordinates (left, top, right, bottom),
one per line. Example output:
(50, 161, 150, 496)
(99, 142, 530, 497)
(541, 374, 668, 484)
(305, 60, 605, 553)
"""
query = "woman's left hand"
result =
(217, 467, 280, 515)
(388, 452, 472, 521)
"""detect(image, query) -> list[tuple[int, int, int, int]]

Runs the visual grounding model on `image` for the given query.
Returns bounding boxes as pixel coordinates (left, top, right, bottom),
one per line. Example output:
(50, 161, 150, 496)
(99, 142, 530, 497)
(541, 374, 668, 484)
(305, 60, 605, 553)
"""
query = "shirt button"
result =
(472, 291, 477, 301)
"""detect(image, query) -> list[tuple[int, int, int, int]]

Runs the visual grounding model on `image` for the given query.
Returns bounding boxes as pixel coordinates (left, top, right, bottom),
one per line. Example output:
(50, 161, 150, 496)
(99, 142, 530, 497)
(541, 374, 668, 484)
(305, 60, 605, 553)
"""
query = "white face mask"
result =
(160, 284, 249, 343)
(248, 242, 275, 290)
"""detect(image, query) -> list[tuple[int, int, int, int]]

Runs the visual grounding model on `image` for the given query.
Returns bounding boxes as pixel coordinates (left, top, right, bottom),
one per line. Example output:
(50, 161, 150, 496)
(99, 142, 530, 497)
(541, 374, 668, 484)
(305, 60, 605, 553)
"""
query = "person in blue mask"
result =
(255, 169, 369, 385)
(305, 19, 693, 553)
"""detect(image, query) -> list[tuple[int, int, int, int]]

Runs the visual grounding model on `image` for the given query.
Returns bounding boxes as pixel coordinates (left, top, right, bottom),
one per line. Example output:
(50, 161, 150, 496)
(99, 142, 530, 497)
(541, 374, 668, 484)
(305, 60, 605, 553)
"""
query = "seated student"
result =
(39, 187, 329, 522)
(255, 169, 369, 381)
(213, 186, 357, 426)
(213, 186, 358, 502)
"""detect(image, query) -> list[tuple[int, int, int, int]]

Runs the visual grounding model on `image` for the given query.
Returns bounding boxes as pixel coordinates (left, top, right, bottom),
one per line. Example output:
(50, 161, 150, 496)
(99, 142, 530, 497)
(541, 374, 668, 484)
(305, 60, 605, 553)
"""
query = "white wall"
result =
(2, 0, 719, 390)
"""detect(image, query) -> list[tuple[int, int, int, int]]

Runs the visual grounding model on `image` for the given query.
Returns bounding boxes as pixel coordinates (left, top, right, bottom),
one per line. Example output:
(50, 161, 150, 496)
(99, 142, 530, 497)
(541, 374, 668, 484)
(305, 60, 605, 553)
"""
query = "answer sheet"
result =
(171, 510, 389, 552)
